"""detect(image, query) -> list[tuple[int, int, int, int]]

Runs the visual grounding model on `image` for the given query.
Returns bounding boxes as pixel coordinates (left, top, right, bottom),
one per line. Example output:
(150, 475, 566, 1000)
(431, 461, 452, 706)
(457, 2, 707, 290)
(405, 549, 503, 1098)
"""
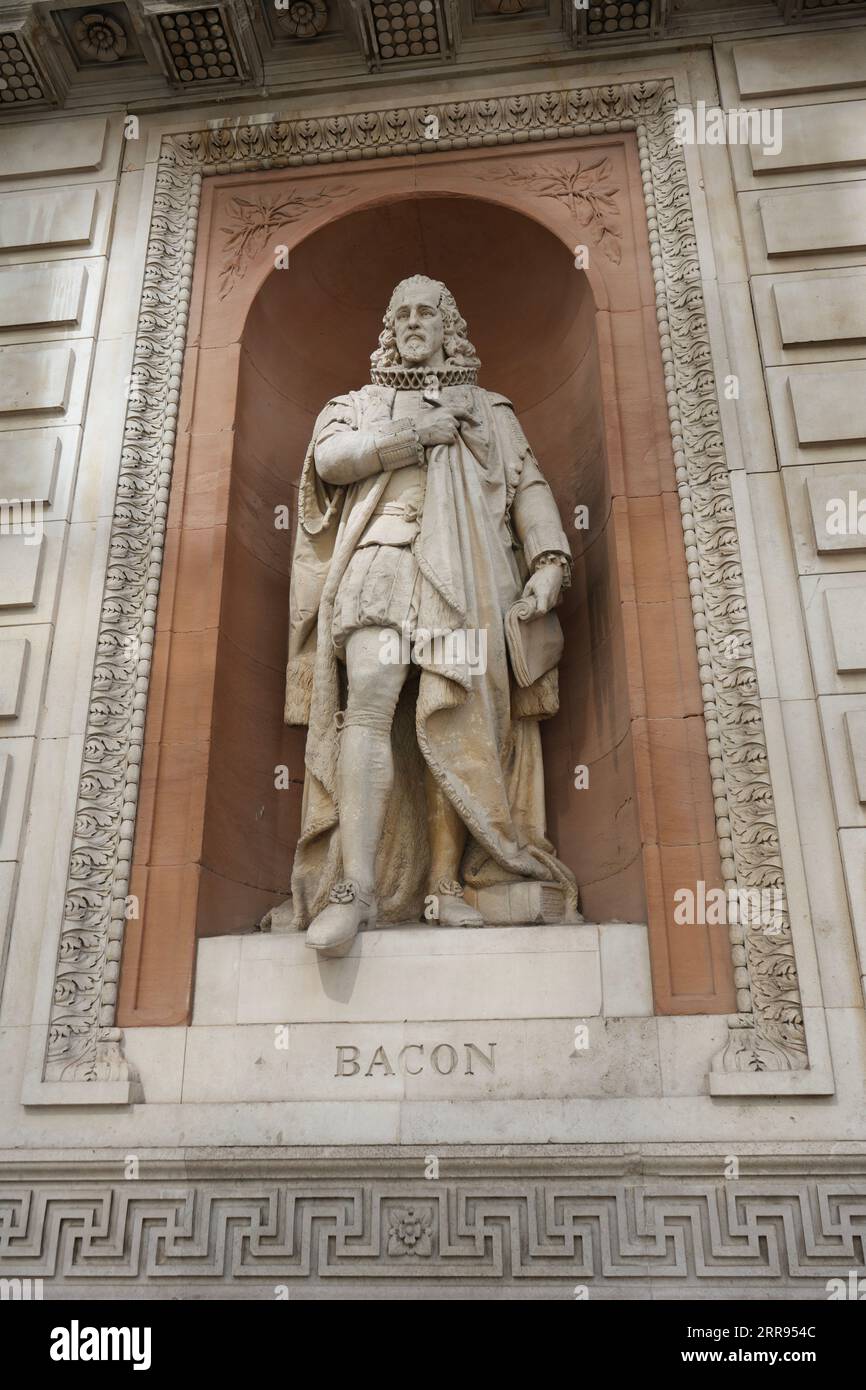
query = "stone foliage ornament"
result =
(218, 185, 355, 297)
(485, 159, 622, 262)
(387, 1206, 434, 1255)
(40, 78, 808, 1095)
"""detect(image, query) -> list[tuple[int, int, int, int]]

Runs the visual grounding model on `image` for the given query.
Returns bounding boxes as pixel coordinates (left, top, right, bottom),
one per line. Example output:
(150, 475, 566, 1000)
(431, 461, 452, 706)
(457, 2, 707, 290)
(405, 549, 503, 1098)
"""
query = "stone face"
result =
(788, 369, 866, 446)
(187, 921, 656, 1105)
(826, 588, 866, 673)
(839, 826, 866, 983)
(0, 432, 61, 505)
(0, 752, 9, 830)
(0, 263, 87, 331)
(807, 473, 866, 553)
(0, 639, 29, 718)
(0, 187, 97, 252)
(0, 344, 74, 416)
(817, 695, 866, 829)
(759, 184, 866, 257)
(0, 624, 47, 738)
(843, 709, 866, 806)
(802, 574, 866, 693)
(750, 101, 866, 174)
(178, 1016, 663, 1103)
(0, 535, 43, 607)
(224, 924, 606, 1026)
(733, 31, 866, 98)
(773, 274, 866, 347)
(0, 735, 33, 861)
(0, 116, 107, 180)
(598, 921, 654, 1016)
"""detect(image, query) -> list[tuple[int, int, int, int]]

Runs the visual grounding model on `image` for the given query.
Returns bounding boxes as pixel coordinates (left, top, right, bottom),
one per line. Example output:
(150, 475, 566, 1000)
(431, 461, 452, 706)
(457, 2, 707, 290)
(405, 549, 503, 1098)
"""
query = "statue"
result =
(280, 275, 579, 956)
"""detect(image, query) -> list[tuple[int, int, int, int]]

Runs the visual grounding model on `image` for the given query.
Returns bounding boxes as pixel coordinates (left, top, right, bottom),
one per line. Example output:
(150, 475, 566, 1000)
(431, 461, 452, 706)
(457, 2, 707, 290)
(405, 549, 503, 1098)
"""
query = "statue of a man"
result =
(283, 275, 578, 955)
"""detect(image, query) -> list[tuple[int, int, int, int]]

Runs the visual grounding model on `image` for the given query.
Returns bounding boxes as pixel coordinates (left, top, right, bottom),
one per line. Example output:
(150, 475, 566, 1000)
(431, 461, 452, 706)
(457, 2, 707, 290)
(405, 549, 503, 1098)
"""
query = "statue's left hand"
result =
(522, 561, 563, 614)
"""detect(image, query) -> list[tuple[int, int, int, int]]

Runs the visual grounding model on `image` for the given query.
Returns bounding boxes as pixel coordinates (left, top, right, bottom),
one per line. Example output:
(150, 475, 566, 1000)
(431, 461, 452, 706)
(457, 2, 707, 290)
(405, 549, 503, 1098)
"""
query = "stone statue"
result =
(281, 275, 579, 955)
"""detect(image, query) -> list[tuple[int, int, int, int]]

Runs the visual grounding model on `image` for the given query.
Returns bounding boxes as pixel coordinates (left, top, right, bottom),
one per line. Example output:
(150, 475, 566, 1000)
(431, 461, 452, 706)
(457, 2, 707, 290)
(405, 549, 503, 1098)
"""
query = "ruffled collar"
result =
(369, 363, 479, 389)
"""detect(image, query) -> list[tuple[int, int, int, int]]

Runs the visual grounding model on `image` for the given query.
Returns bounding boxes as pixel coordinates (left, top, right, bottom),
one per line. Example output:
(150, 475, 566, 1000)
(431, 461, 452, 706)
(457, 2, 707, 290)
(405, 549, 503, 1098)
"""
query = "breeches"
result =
(332, 543, 421, 649)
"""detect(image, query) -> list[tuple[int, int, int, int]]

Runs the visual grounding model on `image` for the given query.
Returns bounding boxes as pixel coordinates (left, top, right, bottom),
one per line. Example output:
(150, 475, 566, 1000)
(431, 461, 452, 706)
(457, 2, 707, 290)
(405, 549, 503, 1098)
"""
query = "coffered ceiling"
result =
(0, 0, 863, 114)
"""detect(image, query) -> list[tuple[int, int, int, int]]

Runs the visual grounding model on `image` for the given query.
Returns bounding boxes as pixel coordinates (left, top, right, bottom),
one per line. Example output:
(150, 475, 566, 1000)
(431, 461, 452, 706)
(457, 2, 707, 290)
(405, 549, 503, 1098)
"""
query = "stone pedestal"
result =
(188, 923, 653, 1105)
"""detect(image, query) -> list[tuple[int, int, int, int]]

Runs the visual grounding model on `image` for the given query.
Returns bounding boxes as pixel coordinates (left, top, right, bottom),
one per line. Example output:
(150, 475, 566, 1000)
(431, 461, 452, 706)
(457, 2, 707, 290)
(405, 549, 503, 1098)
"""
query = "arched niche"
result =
(205, 194, 642, 934)
(118, 166, 732, 1025)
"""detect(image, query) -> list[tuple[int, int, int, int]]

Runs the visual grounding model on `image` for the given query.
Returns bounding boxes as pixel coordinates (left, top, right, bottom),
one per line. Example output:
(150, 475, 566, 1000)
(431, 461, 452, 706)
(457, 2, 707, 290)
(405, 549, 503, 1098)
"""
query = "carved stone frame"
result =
(28, 78, 818, 1104)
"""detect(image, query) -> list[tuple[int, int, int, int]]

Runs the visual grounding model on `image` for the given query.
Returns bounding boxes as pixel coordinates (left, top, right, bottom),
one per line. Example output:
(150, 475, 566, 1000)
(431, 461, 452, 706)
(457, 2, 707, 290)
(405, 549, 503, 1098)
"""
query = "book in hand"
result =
(504, 596, 564, 687)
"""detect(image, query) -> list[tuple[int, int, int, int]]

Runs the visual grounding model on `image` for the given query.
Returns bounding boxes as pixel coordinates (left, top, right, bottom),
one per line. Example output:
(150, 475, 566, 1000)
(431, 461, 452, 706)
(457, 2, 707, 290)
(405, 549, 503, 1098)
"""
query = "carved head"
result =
(371, 276, 480, 372)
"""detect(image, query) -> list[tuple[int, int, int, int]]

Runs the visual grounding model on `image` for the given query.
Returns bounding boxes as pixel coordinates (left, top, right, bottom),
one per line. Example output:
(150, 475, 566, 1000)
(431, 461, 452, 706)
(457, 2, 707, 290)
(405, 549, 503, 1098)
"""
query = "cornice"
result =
(1, 0, 862, 118)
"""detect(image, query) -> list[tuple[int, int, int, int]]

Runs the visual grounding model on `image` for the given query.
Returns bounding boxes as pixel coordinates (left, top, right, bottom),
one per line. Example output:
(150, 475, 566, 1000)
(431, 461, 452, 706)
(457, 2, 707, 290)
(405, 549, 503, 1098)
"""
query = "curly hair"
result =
(370, 275, 481, 370)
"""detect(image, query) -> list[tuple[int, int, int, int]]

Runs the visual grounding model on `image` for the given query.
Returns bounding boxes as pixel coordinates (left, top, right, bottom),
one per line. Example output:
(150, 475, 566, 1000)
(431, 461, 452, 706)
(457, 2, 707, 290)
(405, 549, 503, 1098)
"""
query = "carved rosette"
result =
(275, 0, 329, 38)
(42, 77, 806, 1093)
(72, 11, 128, 63)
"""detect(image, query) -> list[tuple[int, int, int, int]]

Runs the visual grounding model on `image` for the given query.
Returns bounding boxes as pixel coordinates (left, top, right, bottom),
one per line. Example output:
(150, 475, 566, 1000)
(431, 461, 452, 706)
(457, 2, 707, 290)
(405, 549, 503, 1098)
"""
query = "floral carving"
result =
(218, 186, 354, 297)
(387, 1207, 434, 1256)
(72, 10, 127, 63)
(275, 0, 328, 38)
(328, 880, 359, 904)
(487, 159, 623, 263)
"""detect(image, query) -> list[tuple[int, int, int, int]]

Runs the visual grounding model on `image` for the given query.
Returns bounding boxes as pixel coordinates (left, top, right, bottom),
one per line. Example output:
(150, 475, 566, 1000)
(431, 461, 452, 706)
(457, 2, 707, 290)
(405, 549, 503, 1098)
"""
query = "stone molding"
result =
(35, 76, 808, 1101)
(1, 1150, 864, 1292)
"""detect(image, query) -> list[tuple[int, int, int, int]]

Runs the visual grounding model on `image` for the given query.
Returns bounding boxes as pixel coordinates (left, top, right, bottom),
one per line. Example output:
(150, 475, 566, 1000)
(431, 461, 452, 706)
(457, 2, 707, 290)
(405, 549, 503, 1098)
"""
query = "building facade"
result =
(1, 0, 866, 1298)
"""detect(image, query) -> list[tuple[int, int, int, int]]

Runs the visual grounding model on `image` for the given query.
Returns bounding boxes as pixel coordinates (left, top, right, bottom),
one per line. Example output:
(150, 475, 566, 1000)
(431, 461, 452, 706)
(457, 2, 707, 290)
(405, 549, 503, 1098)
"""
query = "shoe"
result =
(433, 879, 485, 928)
(306, 879, 376, 957)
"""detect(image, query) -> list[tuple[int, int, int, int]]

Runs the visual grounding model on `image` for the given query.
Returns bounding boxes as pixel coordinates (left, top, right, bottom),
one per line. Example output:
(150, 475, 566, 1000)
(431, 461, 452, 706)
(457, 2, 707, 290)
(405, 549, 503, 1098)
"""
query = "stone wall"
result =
(1, 23, 866, 1297)
(0, 113, 131, 1007)
(714, 28, 866, 1011)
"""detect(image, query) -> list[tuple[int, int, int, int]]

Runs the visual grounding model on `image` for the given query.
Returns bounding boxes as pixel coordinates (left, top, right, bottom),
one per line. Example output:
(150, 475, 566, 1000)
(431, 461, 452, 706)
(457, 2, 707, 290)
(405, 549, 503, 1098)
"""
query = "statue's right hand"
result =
(415, 408, 477, 448)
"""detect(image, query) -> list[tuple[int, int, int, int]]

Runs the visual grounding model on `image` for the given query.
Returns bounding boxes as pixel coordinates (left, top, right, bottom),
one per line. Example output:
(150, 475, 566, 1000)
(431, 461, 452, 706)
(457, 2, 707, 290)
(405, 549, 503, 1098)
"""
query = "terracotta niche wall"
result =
(118, 143, 734, 1026)
(217, 200, 643, 930)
